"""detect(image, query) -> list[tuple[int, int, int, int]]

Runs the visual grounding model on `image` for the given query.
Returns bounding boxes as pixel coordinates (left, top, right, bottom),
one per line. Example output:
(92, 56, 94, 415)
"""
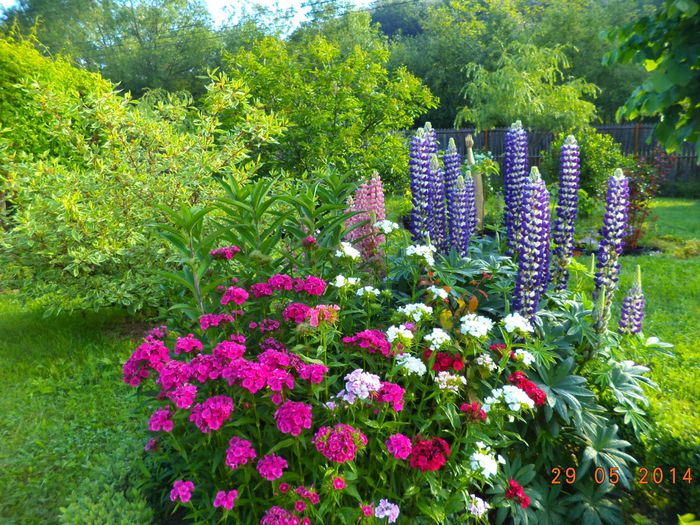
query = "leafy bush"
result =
(541, 128, 628, 199)
(621, 157, 666, 251)
(122, 167, 657, 523)
(225, 19, 437, 192)
(0, 36, 284, 314)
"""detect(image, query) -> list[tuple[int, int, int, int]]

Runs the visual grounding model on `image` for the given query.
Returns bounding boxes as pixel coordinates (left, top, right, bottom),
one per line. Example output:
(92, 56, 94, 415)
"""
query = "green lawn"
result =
(0, 298, 144, 524)
(0, 198, 697, 523)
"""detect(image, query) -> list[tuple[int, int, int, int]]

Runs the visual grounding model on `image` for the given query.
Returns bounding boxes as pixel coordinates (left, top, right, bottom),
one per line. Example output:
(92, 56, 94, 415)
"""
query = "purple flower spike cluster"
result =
(550, 135, 581, 291)
(443, 138, 462, 247)
(512, 167, 551, 320)
(503, 121, 529, 253)
(465, 172, 478, 236)
(448, 175, 470, 257)
(594, 168, 629, 331)
(619, 265, 645, 335)
(428, 154, 446, 249)
(409, 123, 440, 242)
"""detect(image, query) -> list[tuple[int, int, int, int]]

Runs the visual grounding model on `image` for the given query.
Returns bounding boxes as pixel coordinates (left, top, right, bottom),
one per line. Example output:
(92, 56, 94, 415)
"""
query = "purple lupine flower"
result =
(550, 135, 581, 291)
(503, 121, 529, 253)
(448, 175, 470, 257)
(594, 168, 629, 332)
(428, 154, 446, 250)
(443, 138, 462, 248)
(409, 128, 431, 241)
(512, 167, 551, 319)
(619, 265, 645, 335)
(465, 171, 478, 236)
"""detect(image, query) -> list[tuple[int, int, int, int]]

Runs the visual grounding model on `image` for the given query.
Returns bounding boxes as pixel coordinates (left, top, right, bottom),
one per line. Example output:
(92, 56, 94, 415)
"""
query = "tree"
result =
(455, 42, 599, 131)
(605, 0, 700, 156)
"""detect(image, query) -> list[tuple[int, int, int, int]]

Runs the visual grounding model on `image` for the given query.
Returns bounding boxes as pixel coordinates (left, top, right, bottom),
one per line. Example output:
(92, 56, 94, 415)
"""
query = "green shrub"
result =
(0, 36, 285, 314)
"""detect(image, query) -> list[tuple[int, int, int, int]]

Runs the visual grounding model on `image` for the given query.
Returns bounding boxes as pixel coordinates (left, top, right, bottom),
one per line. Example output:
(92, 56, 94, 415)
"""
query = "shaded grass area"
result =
(0, 296, 144, 524)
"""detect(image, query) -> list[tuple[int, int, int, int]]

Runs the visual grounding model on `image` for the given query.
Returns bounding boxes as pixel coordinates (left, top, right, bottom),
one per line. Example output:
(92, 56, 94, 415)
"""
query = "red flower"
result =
(459, 402, 487, 422)
(409, 437, 450, 472)
(505, 478, 530, 508)
(508, 372, 547, 406)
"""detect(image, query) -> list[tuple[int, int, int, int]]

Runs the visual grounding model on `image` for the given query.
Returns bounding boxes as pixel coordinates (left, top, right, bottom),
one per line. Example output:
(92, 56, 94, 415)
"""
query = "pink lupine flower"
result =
(344, 174, 387, 260)
(149, 406, 173, 432)
(385, 433, 412, 460)
(225, 437, 257, 470)
(377, 382, 405, 412)
(298, 363, 328, 384)
(213, 489, 238, 510)
(251, 282, 274, 298)
(189, 396, 234, 433)
(308, 304, 340, 328)
(167, 383, 197, 409)
(282, 302, 311, 323)
(221, 286, 249, 306)
(175, 334, 202, 355)
(274, 401, 312, 436)
(257, 454, 288, 481)
(210, 245, 241, 260)
(313, 424, 367, 463)
(268, 274, 294, 291)
(170, 480, 195, 503)
(332, 477, 346, 490)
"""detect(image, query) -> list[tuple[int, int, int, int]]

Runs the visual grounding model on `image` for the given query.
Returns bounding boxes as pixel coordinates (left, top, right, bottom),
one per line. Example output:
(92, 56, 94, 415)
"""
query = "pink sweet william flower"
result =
(213, 340, 246, 361)
(301, 518, 311, 525)
(295, 500, 306, 512)
(225, 437, 257, 470)
(268, 274, 294, 291)
(260, 319, 281, 332)
(199, 313, 235, 330)
(189, 396, 234, 433)
(260, 506, 299, 525)
(210, 245, 241, 260)
(282, 302, 311, 323)
(145, 438, 159, 452)
(188, 353, 225, 382)
(149, 406, 173, 432)
(175, 334, 202, 355)
(221, 286, 249, 306)
(342, 330, 392, 358)
(377, 382, 405, 412)
(308, 304, 340, 328)
(274, 401, 312, 436)
(167, 383, 197, 409)
(295, 275, 326, 296)
(123, 338, 171, 386)
(332, 477, 346, 490)
(213, 489, 238, 510)
(157, 360, 192, 391)
(257, 454, 288, 481)
(298, 363, 328, 384)
(303, 236, 317, 247)
(361, 504, 374, 517)
(278, 483, 290, 494)
(251, 282, 274, 298)
(385, 433, 412, 460)
(313, 424, 367, 463)
(170, 480, 195, 503)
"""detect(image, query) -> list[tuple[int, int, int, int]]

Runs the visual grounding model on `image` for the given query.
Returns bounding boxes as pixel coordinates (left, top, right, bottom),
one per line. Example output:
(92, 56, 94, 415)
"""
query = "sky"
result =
(0, 0, 376, 28)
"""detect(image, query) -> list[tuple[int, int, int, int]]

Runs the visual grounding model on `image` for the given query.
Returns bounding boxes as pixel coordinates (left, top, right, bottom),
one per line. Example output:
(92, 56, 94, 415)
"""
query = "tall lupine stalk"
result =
(594, 168, 630, 332)
(550, 135, 581, 291)
(428, 155, 446, 250)
(503, 121, 529, 253)
(443, 138, 462, 248)
(619, 265, 645, 335)
(345, 174, 387, 260)
(409, 123, 439, 242)
(512, 167, 551, 320)
(448, 175, 470, 257)
(464, 171, 478, 236)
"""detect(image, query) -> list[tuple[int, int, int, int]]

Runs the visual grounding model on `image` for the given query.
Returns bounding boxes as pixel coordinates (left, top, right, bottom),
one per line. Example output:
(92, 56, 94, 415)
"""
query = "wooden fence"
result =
(433, 124, 698, 182)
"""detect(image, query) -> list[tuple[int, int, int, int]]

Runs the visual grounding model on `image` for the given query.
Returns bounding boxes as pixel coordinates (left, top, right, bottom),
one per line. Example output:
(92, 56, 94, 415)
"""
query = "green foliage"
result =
(0, 40, 285, 313)
(225, 19, 437, 191)
(456, 42, 599, 131)
(605, 0, 700, 157)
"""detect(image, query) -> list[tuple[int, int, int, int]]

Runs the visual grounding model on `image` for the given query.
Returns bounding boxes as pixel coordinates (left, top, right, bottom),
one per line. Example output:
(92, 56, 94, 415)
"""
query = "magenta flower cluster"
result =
(385, 433, 413, 460)
(345, 174, 387, 260)
(210, 245, 241, 260)
(274, 401, 313, 436)
(313, 424, 368, 463)
(257, 454, 289, 481)
(189, 395, 234, 433)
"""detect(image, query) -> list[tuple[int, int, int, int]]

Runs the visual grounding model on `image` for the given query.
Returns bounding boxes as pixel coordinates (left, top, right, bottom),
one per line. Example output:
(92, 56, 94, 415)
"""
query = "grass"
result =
(0, 197, 697, 523)
(0, 297, 143, 524)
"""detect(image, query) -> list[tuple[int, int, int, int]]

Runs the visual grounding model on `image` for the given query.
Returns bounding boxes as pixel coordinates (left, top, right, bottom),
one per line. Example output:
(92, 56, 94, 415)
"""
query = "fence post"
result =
(634, 122, 640, 158)
(483, 128, 489, 151)
(465, 134, 485, 232)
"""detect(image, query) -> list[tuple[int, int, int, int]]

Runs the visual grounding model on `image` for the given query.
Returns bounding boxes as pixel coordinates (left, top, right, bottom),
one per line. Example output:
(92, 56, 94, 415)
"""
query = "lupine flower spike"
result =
(550, 135, 581, 291)
(503, 121, 529, 254)
(409, 123, 439, 242)
(345, 173, 387, 260)
(464, 170, 478, 236)
(428, 155, 446, 251)
(448, 175, 470, 257)
(619, 265, 645, 335)
(443, 138, 462, 248)
(512, 167, 551, 320)
(594, 168, 629, 332)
